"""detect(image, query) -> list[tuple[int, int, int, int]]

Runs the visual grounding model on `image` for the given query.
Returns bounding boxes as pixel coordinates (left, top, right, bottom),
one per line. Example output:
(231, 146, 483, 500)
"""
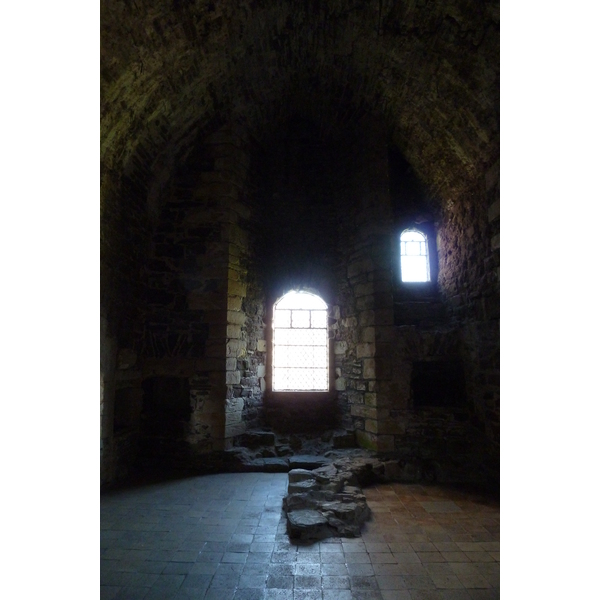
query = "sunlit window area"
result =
(272, 291, 329, 391)
(400, 229, 430, 282)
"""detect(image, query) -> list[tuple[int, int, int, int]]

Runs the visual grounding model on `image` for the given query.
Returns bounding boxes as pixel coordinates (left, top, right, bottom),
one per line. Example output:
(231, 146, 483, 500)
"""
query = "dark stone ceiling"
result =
(101, 0, 499, 208)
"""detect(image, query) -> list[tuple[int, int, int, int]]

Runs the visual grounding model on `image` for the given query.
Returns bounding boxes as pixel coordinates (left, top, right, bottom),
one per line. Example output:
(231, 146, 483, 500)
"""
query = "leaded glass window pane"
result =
(400, 230, 430, 282)
(272, 291, 329, 391)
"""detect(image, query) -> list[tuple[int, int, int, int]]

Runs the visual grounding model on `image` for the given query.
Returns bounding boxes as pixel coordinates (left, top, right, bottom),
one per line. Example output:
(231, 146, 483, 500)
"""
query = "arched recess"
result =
(264, 289, 336, 432)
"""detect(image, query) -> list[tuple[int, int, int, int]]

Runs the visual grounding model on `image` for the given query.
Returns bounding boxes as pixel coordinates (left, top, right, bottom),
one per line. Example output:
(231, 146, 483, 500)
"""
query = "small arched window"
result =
(400, 229, 430, 282)
(272, 291, 329, 391)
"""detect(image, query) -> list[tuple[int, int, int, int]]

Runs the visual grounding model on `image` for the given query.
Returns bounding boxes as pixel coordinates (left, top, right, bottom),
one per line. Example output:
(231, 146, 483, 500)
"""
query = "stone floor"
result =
(101, 472, 499, 599)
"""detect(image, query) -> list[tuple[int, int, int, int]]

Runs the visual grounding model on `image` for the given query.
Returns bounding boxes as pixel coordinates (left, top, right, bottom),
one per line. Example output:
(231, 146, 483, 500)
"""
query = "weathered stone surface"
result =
(289, 455, 331, 470)
(246, 457, 289, 472)
(288, 468, 316, 483)
(275, 444, 294, 457)
(283, 453, 378, 540)
(288, 479, 319, 494)
(287, 510, 329, 541)
(262, 458, 290, 472)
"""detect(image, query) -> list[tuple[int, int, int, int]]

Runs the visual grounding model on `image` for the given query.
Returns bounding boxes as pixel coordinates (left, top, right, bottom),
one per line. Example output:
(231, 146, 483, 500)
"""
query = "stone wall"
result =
(437, 159, 500, 472)
(328, 126, 499, 485)
(101, 116, 499, 487)
(101, 125, 273, 482)
(332, 120, 396, 452)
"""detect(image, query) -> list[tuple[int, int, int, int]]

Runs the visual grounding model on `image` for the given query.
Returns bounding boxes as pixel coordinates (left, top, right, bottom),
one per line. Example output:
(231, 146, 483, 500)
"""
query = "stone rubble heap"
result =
(283, 450, 392, 541)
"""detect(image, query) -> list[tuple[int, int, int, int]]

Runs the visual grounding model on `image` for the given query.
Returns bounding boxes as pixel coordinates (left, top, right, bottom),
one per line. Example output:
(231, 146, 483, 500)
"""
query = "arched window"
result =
(400, 229, 430, 282)
(272, 291, 329, 391)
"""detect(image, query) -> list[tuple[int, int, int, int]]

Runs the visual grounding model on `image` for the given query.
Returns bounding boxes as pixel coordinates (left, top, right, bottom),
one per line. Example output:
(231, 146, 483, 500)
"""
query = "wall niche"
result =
(411, 360, 466, 409)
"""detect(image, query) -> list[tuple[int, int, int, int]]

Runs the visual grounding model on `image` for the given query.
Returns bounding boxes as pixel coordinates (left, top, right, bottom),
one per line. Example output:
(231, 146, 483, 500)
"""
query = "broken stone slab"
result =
(246, 457, 289, 472)
(287, 509, 330, 540)
(320, 500, 370, 523)
(275, 444, 294, 456)
(288, 468, 316, 483)
(288, 479, 319, 494)
(288, 455, 332, 470)
(262, 458, 290, 472)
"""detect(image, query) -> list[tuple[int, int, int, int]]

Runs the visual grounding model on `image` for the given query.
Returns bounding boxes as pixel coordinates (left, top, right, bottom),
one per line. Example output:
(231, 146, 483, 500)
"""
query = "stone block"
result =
(225, 371, 241, 385)
(226, 397, 244, 413)
(356, 343, 375, 358)
(227, 310, 246, 325)
(257, 365, 266, 378)
(347, 390, 364, 405)
(225, 423, 246, 439)
(364, 418, 378, 434)
(226, 410, 242, 425)
(228, 267, 242, 282)
(227, 295, 243, 310)
(334, 341, 348, 355)
(335, 377, 346, 391)
(359, 310, 375, 327)
(226, 339, 246, 357)
(365, 393, 377, 407)
(341, 317, 358, 330)
(360, 327, 375, 343)
(356, 430, 378, 451)
(226, 324, 242, 339)
(256, 340, 267, 352)
(288, 479, 319, 493)
(228, 280, 247, 297)
(287, 510, 330, 540)
(350, 404, 377, 420)
(363, 358, 376, 379)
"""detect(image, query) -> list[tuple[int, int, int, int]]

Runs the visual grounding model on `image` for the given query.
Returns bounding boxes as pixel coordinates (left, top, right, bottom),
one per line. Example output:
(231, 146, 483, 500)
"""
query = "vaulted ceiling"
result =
(101, 0, 499, 208)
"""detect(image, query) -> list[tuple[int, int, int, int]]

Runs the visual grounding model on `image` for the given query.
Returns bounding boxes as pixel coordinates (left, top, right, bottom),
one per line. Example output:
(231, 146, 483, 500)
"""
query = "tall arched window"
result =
(400, 229, 430, 282)
(272, 291, 329, 391)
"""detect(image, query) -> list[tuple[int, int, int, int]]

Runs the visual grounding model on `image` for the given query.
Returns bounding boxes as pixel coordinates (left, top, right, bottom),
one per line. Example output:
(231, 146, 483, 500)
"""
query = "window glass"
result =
(400, 230, 430, 282)
(272, 291, 329, 391)
(291, 309, 310, 328)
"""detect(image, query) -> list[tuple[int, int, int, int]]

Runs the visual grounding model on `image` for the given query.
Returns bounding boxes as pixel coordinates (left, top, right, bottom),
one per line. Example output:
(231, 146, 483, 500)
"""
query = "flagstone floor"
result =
(101, 472, 499, 599)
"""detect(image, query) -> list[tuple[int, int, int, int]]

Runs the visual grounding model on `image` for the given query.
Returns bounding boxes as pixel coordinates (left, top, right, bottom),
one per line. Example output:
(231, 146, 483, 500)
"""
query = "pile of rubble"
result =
(283, 451, 388, 541)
